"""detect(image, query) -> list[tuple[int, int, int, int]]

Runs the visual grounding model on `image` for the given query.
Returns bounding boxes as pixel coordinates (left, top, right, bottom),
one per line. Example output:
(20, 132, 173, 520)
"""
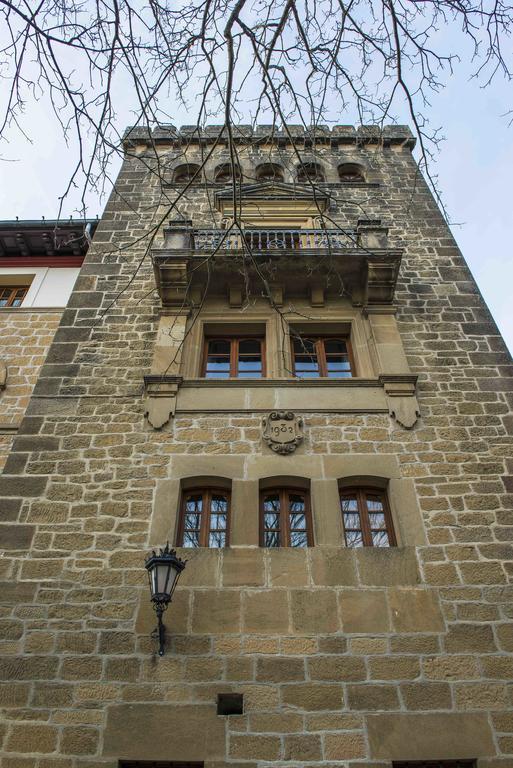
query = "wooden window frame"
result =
(340, 487, 396, 547)
(202, 336, 266, 378)
(0, 286, 29, 308)
(177, 487, 231, 548)
(259, 487, 313, 548)
(292, 335, 355, 378)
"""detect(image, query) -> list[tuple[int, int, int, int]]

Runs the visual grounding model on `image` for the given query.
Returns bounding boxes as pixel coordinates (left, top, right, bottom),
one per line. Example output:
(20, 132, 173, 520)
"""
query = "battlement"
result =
(123, 123, 415, 151)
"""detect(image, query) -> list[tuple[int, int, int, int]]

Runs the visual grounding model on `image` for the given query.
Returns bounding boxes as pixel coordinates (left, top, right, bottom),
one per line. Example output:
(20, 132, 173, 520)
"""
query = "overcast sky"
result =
(0, 61, 511, 354)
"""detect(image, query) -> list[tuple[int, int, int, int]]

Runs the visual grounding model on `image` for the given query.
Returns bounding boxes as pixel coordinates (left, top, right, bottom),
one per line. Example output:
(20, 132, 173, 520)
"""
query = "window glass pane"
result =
(205, 370, 230, 379)
(210, 513, 227, 530)
(209, 532, 226, 547)
(208, 339, 230, 354)
(366, 497, 384, 512)
(343, 512, 361, 529)
(369, 512, 386, 529)
(211, 494, 228, 512)
(290, 512, 306, 530)
(341, 497, 358, 512)
(324, 339, 348, 354)
(239, 339, 261, 354)
(293, 338, 316, 354)
(345, 530, 363, 547)
(290, 531, 308, 547)
(182, 531, 200, 547)
(372, 530, 390, 547)
(289, 494, 305, 512)
(238, 371, 263, 379)
(264, 531, 280, 547)
(263, 494, 280, 512)
(185, 513, 201, 530)
(264, 512, 280, 528)
(327, 369, 352, 378)
(186, 495, 202, 511)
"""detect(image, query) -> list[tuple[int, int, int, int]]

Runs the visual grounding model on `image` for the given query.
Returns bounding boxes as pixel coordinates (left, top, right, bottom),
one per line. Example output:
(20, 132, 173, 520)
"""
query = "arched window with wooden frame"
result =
(340, 487, 396, 548)
(177, 487, 230, 548)
(292, 335, 354, 378)
(260, 487, 313, 548)
(203, 336, 265, 379)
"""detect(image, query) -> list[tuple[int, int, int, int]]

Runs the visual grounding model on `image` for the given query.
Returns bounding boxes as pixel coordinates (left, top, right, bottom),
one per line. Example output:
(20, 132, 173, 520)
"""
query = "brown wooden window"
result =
(292, 336, 353, 378)
(340, 488, 396, 548)
(260, 488, 313, 548)
(203, 337, 265, 379)
(393, 762, 476, 768)
(0, 286, 28, 307)
(177, 488, 230, 548)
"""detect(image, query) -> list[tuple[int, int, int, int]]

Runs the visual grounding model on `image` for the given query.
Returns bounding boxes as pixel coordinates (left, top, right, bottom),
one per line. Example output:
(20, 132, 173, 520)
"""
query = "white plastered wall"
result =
(0, 266, 80, 307)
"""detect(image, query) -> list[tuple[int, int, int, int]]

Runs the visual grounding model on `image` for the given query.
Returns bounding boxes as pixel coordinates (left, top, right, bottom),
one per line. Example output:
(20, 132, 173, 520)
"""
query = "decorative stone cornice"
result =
(379, 374, 421, 429)
(123, 124, 416, 151)
(143, 375, 183, 429)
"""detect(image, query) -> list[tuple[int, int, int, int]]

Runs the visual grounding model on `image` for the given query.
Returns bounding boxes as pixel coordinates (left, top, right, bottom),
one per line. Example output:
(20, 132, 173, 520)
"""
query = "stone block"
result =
(243, 591, 289, 634)
(0, 656, 58, 680)
(32, 683, 73, 707)
(0, 682, 30, 707)
(323, 733, 366, 760)
(369, 656, 420, 681)
(230, 735, 281, 761)
(268, 548, 309, 587)
(347, 684, 399, 710)
(367, 713, 495, 759)
(103, 704, 226, 760)
(308, 656, 367, 682)
(0, 524, 35, 549)
(454, 682, 508, 710)
(401, 682, 451, 710)
(290, 589, 339, 634)
(388, 588, 444, 632)
(6, 724, 58, 753)
(423, 655, 479, 681)
(444, 623, 497, 653)
(192, 590, 240, 634)
(249, 712, 303, 733)
(256, 656, 305, 682)
(356, 547, 419, 585)
(310, 548, 357, 586)
(222, 549, 264, 587)
(284, 734, 322, 761)
(60, 727, 99, 755)
(281, 683, 344, 711)
(179, 548, 220, 587)
(339, 590, 390, 633)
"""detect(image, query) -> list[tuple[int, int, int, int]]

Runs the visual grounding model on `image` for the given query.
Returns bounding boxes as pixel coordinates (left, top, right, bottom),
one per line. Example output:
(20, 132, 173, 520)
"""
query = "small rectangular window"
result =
(177, 488, 230, 548)
(292, 336, 353, 378)
(0, 286, 28, 307)
(340, 488, 396, 548)
(203, 337, 265, 379)
(260, 488, 313, 548)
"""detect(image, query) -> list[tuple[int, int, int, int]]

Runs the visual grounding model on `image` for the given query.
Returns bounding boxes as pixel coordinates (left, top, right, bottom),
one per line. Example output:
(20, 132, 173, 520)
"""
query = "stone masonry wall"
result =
(0, 126, 512, 767)
(0, 309, 62, 470)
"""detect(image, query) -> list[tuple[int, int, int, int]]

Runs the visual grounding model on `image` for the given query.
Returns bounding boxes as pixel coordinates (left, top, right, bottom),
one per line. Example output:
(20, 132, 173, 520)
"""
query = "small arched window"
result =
(177, 487, 230, 548)
(338, 163, 365, 182)
(340, 487, 396, 548)
(173, 163, 201, 183)
(215, 163, 242, 183)
(297, 162, 325, 183)
(260, 487, 313, 548)
(256, 163, 284, 182)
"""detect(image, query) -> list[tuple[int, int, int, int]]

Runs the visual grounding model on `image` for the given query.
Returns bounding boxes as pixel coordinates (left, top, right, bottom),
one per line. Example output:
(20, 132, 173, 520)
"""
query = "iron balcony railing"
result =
(193, 228, 358, 251)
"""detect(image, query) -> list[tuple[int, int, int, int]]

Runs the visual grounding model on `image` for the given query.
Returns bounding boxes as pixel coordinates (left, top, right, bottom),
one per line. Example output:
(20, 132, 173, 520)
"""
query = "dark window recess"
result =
(217, 693, 244, 715)
(119, 763, 203, 768)
(393, 761, 477, 768)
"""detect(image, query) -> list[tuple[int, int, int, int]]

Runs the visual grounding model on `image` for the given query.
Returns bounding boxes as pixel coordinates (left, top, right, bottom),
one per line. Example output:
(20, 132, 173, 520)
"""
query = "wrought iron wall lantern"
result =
(144, 543, 186, 656)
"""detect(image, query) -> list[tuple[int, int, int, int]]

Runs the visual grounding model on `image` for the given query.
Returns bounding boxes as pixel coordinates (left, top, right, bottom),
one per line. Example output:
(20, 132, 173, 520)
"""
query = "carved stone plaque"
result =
(262, 411, 304, 455)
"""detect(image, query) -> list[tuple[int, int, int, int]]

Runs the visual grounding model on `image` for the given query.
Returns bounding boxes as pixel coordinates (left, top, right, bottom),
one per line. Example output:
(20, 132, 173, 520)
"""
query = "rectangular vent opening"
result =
(217, 693, 243, 716)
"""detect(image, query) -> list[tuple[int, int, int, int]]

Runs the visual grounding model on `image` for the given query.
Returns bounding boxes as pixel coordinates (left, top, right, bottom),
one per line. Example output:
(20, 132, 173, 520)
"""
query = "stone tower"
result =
(1, 125, 512, 768)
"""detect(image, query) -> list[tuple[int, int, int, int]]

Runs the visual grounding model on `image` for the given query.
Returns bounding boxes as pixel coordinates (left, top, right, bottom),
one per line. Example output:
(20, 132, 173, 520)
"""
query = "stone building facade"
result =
(0, 125, 512, 767)
(0, 220, 96, 469)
